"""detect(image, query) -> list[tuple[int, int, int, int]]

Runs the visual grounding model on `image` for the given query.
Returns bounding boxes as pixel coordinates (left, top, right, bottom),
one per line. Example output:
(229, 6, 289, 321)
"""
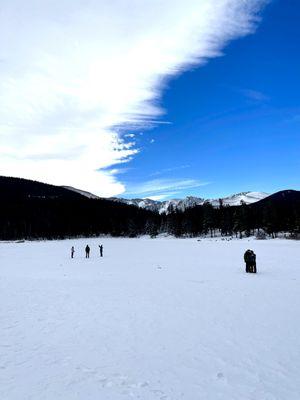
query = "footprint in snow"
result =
(217, 372, 224, 380)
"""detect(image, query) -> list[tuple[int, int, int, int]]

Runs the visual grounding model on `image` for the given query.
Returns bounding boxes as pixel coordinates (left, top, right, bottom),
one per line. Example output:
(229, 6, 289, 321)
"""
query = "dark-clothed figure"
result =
(244, 249, 252, 273)
(71, 246, 75, 258)
(99, 244, 103, 257)
(250, 251, 257, 273)
(85, 245, 90, 258)
(244, 249, 257, 273)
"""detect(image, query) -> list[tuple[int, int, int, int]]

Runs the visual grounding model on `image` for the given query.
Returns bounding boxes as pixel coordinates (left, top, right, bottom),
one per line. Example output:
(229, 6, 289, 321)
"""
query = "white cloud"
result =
(0, 0, 266, 195)
(146, 195, 167, 201)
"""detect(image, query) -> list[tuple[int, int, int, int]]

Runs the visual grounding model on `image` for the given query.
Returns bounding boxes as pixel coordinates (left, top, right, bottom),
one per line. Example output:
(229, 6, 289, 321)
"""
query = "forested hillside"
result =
(0, 177, 159, 239)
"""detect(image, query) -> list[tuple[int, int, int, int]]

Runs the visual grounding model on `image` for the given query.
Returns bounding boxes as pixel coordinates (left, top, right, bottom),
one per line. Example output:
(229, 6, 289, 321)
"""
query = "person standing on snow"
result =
(244, 249, 252, 273)
(71, 246, 75, 258)
(85, 245, 90, 258)
(99, 244, 103, 257)
(244, 249, 257, 273)
(249, 250, 257, 273)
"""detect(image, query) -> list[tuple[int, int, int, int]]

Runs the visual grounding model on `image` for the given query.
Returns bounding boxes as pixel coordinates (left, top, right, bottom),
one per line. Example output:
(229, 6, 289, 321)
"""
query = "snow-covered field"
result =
(1, 237, 300, 400)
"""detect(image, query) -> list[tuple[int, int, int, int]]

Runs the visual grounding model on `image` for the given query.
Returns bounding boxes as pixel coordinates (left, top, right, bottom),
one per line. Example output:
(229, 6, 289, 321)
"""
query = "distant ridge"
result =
(0, 175, 85, 200)
(62, 186, 100, 199)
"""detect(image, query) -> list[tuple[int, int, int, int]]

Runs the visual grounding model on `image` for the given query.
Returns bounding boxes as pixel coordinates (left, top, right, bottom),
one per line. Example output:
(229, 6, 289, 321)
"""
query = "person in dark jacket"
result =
(85, 245, 90, 258)
(249, 250, 257, 273)
(244, 249, 257, 273)
(71, 246, 75, 259)
(99, 244, 103, 257)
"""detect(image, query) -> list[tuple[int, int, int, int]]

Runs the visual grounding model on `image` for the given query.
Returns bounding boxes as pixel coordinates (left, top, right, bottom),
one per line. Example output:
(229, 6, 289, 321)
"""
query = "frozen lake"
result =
(1, 237, 300, 399)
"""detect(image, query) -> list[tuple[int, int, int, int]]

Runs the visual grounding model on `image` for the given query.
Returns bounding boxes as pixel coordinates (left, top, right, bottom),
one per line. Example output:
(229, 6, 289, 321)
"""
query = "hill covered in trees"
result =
(0, 176, 299, 239)
(0, 176, 159, 240)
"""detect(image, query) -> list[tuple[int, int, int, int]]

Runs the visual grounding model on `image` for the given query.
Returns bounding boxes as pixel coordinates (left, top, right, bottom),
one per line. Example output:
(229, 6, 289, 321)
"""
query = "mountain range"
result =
(109, 192, 269, 214)
(63, 185, 269, 214)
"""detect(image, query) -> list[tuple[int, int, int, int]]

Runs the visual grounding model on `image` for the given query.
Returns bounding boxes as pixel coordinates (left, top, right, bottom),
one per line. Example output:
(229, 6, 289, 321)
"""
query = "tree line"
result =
(158, 195, 300, 239)
(1, 191, 300, 240)
(0, 177, 299, 240)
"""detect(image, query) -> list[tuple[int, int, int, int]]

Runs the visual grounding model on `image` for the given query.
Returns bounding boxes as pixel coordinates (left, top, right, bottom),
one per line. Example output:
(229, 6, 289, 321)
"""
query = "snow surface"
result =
(1, 237, 300, 400)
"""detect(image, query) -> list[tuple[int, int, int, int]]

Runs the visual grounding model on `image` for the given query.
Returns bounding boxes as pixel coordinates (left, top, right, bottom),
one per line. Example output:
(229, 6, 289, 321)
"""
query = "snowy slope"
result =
(62, 185, 100, 199)
(110, 196, 206, 213)
(209, 191, 269, 207)
(1, 237, 300, 400)
(113, 191, 269, 213)
(110, 197, 160, 212)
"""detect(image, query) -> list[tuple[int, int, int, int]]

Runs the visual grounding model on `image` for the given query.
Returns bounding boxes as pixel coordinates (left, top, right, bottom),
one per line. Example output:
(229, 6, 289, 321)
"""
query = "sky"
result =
(0, 0, 299, 199)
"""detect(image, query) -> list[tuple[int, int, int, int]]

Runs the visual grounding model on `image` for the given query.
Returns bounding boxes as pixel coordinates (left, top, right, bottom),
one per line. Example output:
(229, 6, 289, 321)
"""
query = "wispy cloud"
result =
(125, 178, 209, 199)
(241, 88, 269, 102)
(0, 0, 267, 195)
(150, 165, 191, 177)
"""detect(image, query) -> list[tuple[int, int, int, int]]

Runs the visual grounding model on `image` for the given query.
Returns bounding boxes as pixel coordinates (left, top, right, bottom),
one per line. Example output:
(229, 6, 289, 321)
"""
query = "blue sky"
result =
(1, 1, 299, 198)
(116, 0, 300, 200)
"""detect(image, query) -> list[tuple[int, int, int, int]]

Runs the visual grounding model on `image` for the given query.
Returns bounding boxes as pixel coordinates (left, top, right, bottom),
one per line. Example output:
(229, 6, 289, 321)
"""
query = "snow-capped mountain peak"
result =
(111, 191, 269, 214)
(209, 191, 269, 207)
